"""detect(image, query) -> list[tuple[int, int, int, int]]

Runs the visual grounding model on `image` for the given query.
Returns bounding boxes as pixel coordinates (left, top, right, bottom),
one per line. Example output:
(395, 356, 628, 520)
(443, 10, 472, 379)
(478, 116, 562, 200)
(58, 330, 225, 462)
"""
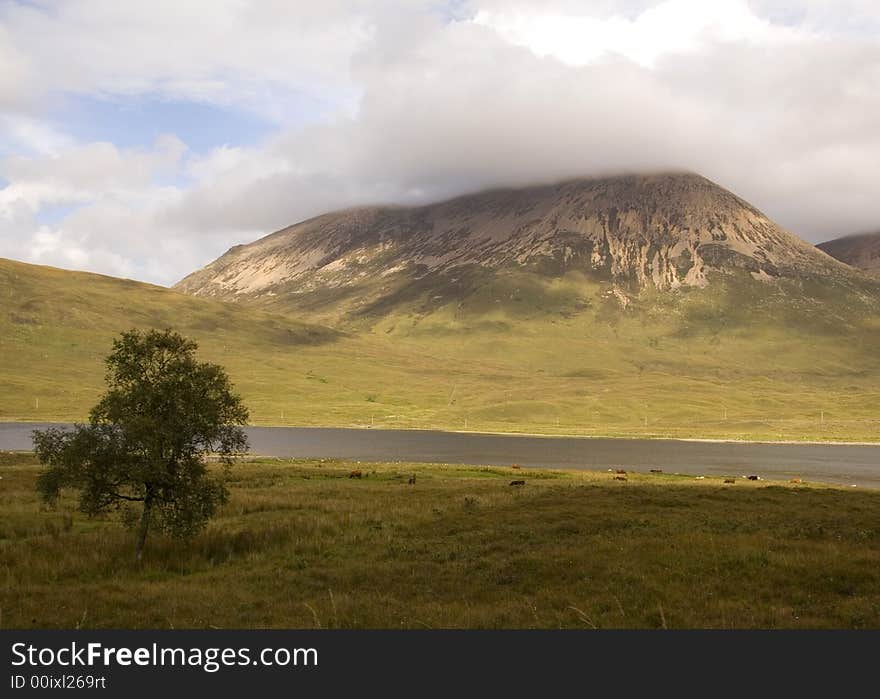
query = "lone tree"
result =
(33, 329, 249, 560)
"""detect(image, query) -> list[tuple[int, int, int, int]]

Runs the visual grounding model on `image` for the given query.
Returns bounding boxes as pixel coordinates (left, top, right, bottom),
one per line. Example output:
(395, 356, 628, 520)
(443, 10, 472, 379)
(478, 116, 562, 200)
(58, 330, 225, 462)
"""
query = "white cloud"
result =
(473, 0, 803, 67)
(0, 136, 186, 213)
(0, 134, 216, 284)
(0, 0, 372, 120)
(0, 24, 36, 111)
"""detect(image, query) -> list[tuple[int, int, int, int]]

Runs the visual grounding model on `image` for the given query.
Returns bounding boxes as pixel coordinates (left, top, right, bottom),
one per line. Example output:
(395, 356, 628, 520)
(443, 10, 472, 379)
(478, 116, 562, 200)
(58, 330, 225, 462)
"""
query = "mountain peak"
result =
(175, 172, 851, 320)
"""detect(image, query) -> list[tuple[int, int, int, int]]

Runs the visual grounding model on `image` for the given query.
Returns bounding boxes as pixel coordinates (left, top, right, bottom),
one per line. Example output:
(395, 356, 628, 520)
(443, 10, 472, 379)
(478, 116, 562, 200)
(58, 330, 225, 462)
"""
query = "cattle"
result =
(615, 469, 627, 474)
(746, 475, 760, 481)
(509, 480, 526, 486)
(790, 478, 802, 484)
(511, 464, 522, 469)
(650, 469, 663, 474)
(614, 475, 627, 481)
(349, 470, 363, 479)
(408, 474, 417, 485)
(724, 478, 736, 484)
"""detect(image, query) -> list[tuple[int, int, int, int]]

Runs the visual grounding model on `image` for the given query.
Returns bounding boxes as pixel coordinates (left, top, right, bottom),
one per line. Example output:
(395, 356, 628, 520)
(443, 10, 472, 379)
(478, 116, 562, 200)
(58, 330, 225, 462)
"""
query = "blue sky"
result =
(34, 203, 79, 226)
(56, 95, 275, 154)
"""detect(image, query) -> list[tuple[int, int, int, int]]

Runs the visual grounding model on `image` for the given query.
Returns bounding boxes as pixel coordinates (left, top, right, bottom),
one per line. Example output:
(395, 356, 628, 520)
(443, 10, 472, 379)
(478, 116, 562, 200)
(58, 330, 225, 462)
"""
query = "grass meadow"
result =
(4, 258, 880, 442)
(2, 452, 879, 629)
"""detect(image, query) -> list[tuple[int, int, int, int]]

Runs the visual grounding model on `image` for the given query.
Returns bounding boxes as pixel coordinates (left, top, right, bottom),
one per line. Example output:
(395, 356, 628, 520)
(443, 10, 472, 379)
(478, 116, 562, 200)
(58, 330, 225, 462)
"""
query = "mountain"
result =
(165, 172, 880, 442)
(176, 173, 859, 326)
(818, 232, 880, 278)
(6, 172, 880, 442)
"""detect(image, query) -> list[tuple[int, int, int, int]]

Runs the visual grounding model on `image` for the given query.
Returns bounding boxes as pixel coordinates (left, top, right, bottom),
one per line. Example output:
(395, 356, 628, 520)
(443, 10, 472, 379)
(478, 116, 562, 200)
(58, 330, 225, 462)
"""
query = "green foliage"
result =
(33, 329, 249, 558)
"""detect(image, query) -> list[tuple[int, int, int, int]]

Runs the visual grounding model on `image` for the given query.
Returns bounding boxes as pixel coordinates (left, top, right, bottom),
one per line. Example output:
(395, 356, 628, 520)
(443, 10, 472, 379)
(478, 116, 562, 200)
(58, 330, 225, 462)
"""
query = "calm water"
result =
(3, 423, 880, 488)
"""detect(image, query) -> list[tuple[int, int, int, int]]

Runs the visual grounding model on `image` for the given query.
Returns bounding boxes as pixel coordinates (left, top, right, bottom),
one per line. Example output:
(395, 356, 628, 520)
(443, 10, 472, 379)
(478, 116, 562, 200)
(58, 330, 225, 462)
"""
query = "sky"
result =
(1, 0, 878, 286)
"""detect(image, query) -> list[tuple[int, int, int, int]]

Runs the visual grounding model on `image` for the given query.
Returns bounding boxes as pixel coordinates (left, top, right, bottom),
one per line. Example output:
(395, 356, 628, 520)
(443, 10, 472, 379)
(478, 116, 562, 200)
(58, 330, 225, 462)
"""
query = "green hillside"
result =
(2, 257, 880, 441)
(0, 258, 452, 426)
(320, 265, 880, 441)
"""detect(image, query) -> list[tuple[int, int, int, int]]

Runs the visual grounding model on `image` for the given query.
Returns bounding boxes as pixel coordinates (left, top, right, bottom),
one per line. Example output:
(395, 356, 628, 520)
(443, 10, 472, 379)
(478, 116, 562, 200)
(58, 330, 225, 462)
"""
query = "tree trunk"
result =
(135, 496, 152, 563)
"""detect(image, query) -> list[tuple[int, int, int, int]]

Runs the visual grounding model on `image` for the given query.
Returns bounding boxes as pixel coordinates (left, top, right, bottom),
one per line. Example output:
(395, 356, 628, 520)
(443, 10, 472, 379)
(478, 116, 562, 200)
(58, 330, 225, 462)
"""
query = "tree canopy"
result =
(33, 328, 249, 559)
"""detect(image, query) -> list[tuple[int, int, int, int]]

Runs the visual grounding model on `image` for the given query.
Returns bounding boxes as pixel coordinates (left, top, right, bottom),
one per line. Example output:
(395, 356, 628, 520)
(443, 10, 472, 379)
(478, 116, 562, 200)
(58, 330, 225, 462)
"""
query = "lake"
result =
(2, 423, 879, 487)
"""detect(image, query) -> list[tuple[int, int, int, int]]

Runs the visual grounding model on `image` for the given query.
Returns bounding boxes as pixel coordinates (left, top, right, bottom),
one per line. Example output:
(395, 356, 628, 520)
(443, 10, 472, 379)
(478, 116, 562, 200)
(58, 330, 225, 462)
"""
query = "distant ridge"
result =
(818, 232, 880, 278)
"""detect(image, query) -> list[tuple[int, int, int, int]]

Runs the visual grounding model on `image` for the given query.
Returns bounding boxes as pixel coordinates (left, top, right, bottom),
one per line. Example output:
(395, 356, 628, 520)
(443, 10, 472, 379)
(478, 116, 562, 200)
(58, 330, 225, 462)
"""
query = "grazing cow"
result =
(349, 470, 363, 479)
(790, 478, 802, 484)
(724, 478, 736, 484)
(511, 464, 522, 469)
(509, 480, 526, 486)
(408, 474, 416, 485)
(615, 468, 627, 474)
(650, 469, 663, 474)
(746, 475, 760, 481)
(614, 475, 627, 481)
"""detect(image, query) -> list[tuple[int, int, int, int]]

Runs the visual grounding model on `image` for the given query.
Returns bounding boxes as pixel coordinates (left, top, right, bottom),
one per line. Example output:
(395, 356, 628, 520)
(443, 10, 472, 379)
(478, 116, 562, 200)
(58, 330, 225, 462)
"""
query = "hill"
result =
(818, 232, 880, 278)
(0, 258, 447, 425)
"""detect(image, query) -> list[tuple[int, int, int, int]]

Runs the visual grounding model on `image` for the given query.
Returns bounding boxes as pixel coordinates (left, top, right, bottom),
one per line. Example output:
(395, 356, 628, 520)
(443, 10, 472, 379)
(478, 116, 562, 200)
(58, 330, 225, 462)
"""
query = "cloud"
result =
(0, 0, 371, 120)
(0, 24, 36, 112)
(0, 135, 186, 211)
(166, 2, 880, 244)
(472, 0, 803, 67)
(0, 134, 236, 284)
(0, 1, 879, 286)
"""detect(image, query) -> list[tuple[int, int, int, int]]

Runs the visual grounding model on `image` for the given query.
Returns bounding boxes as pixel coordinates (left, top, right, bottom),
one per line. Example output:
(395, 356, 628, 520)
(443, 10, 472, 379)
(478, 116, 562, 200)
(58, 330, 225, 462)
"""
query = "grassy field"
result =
(3, 258, 880, 441)
(3, 452, 879, 629)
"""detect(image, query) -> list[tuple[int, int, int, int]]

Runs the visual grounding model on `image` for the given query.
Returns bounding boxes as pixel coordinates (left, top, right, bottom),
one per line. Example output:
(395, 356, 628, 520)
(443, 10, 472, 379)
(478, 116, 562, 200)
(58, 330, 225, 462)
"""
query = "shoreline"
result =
(3, 419, 879, 447)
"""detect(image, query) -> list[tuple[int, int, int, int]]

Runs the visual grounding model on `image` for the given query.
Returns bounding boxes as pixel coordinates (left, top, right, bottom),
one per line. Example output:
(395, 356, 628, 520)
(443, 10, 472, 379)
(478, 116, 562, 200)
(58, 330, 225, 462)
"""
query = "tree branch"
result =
(110, 492, 145, 502)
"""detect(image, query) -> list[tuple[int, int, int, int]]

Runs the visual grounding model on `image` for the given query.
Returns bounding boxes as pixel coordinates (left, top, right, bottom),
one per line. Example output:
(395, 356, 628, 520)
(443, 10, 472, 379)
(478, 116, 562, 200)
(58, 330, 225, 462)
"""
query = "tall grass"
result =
(2, 454, 879, 629)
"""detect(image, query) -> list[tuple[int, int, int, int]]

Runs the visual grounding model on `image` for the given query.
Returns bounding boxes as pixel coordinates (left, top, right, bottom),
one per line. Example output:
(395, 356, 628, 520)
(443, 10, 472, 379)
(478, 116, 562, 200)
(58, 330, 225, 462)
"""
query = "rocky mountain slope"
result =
(176, 173, 861, 325)
(818, 232, 880, 278)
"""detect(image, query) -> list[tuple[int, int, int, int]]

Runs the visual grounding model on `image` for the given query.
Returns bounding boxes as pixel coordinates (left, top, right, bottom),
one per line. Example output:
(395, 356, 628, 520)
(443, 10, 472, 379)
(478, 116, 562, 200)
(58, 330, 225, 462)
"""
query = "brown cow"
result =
(349, 470, 363, 479)
(509, 480, 526, 486)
